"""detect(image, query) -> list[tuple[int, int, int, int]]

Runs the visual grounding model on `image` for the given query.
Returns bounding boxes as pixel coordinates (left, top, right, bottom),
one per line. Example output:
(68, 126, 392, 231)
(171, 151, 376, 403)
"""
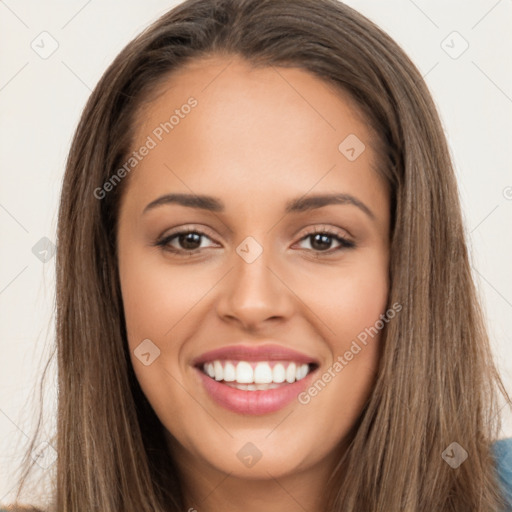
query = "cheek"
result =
(301, 250, 389, 349)
(295, 259, 388, 439)
(119, 253, 200, 421)
(334, 269, 388, 343)
(119, 250, 214, 344)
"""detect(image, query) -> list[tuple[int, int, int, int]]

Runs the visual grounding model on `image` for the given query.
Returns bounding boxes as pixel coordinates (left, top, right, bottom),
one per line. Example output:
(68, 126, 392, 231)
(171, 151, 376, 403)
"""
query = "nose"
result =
(216, 244, 295, 331)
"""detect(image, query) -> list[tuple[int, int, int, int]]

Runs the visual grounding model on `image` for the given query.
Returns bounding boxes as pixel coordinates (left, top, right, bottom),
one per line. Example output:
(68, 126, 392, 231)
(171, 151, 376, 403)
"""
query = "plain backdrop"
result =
(1, 0, 511, 504)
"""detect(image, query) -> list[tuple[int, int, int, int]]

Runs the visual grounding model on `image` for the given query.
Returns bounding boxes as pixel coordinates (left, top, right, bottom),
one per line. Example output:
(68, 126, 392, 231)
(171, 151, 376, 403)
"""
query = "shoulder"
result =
(493, 437, 512, 509)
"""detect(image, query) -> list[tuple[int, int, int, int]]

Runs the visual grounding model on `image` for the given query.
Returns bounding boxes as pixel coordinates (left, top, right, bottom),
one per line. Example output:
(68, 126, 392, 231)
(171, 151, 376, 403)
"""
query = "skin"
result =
(117, 55, 390, 512)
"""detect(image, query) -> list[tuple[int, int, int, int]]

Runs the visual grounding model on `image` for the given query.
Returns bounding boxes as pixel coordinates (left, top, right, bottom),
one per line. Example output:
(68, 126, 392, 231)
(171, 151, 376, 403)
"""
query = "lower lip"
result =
(195, 366, 316, 415)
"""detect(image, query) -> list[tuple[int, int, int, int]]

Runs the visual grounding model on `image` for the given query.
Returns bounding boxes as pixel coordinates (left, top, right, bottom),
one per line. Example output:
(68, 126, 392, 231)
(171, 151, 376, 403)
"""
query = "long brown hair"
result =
(6, 0, 511, 510)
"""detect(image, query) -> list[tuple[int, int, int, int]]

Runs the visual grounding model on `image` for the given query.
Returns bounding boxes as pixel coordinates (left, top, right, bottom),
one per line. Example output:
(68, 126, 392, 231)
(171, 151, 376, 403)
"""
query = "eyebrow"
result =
(143, 192, 375, 219)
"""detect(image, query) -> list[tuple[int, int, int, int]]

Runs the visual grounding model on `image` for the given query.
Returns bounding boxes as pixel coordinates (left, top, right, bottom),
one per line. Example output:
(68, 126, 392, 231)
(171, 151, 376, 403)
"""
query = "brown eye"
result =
(155, 229, 216, 254)
(296, 228, 355, 254)
(175, 232, 203, 251)
(154, 226, 355, 257)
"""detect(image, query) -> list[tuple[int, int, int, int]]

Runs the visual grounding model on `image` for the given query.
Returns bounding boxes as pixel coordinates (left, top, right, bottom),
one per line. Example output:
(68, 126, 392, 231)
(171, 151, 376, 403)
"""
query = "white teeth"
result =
(206, 362, 215, 379)
(254, 362, 273, 384)
(296, 364, 308, 380)
(223, 362, 236, 382)
(272, 363, 286, 383)
(235, 361, 254, 383)
(202, 360, 312, 385)
(286, 362, 296, 383)
(225, 382, 282, 391)
(213, 361, 223, 381)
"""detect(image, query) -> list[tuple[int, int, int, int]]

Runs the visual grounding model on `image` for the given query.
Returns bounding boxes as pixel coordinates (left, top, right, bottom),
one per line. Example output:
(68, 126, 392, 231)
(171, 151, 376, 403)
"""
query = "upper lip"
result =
(192, 343, 320, 367)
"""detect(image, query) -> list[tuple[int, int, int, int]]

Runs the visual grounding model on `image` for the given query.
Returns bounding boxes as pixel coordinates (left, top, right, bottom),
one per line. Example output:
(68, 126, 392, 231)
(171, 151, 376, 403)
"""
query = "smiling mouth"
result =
(198, 360, 319, 391)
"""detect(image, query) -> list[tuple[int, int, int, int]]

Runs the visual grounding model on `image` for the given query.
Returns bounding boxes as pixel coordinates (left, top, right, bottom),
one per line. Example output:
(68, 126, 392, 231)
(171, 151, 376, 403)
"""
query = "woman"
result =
(4, 0, 512, 510)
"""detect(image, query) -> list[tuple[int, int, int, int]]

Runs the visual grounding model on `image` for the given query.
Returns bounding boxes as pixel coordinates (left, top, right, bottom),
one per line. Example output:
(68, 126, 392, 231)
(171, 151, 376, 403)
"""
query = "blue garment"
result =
(1, 439, 511, 511)
(494, 437, 512, 510)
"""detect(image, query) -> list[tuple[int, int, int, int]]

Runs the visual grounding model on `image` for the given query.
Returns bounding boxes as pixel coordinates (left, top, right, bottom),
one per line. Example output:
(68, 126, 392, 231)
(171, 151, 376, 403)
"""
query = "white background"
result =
(1, 0, 511, 504)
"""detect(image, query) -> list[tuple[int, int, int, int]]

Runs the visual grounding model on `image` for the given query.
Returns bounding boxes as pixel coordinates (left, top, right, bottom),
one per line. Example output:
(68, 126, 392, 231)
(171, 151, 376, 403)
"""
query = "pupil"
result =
(180, 232, 201, 250)
(311, 233, 331, 251)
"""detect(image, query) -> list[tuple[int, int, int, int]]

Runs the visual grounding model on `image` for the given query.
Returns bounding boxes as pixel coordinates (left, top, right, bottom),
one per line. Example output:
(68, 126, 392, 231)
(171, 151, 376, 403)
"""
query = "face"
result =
(117, 55, 390, 491)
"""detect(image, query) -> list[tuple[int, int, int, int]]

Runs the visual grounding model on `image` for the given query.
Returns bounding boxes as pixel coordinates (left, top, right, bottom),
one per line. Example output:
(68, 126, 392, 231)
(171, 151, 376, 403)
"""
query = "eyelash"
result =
(154, 225, 355, 257)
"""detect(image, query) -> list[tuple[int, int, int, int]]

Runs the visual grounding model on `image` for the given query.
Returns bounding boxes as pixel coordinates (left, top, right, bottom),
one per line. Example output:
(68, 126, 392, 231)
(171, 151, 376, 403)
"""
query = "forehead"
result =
(122, 55, 388, 222)
(134, 54, 373, 148)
